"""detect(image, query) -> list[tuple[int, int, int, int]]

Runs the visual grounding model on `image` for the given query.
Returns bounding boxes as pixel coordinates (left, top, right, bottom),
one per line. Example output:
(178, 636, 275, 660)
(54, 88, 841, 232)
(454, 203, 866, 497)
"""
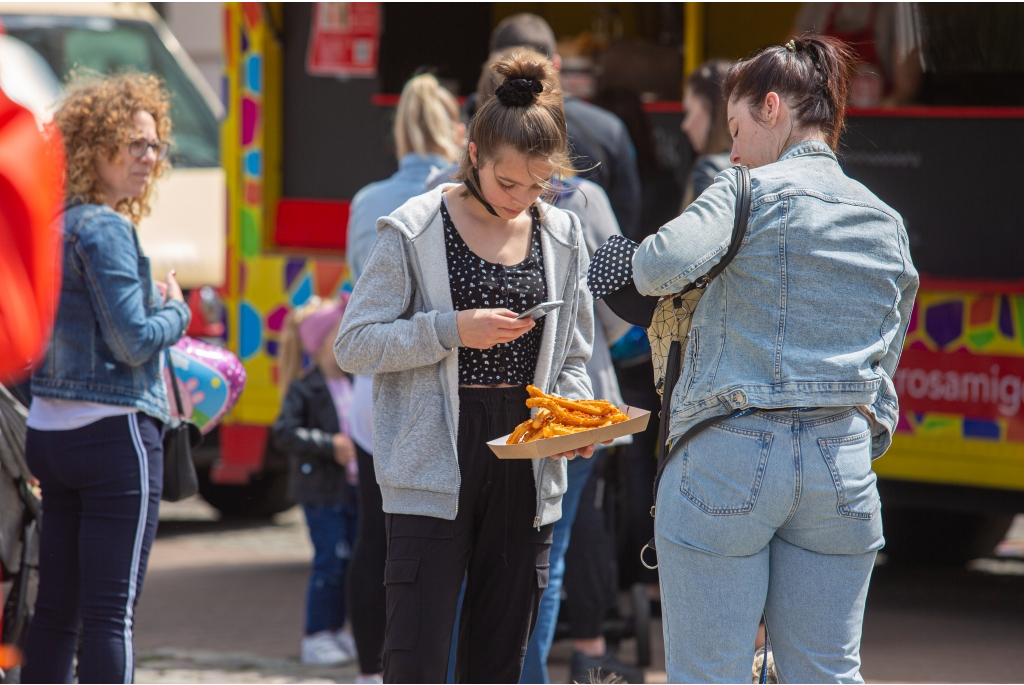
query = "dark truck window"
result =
(915, 3, 1024, 106)
(2, 15, 220, 167)
(839, 4, 1024, 281)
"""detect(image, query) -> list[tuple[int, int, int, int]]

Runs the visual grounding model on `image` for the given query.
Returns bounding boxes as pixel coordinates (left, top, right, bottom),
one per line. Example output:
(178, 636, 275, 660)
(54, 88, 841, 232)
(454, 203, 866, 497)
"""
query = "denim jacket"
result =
(31, 203, 191, 422)
(633, 140, 919, 457)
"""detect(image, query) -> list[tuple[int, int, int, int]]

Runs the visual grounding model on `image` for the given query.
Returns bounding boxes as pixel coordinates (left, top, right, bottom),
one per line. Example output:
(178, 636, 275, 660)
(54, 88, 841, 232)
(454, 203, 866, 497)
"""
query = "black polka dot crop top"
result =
(441, 198, 547, 386)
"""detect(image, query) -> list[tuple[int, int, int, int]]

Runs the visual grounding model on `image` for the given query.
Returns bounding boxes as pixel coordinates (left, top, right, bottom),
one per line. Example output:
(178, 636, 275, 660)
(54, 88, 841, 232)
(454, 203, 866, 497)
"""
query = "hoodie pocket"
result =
(381, 393, 458, 494)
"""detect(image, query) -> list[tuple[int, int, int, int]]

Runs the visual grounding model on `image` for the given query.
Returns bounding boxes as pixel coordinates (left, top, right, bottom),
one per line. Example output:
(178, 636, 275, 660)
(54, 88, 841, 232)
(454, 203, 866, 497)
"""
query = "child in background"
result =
(271, 296, 359, 666)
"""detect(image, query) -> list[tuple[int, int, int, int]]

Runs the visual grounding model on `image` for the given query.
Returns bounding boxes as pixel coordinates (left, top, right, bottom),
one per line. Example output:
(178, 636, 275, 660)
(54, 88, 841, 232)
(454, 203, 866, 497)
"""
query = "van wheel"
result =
(882, 508, 1014, 566)
(196, 467, 293, 518)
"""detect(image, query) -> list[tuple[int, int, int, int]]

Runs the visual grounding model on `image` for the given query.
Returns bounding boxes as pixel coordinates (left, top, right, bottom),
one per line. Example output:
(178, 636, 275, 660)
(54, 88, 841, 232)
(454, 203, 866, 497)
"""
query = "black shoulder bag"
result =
(162, 350, 202, 502)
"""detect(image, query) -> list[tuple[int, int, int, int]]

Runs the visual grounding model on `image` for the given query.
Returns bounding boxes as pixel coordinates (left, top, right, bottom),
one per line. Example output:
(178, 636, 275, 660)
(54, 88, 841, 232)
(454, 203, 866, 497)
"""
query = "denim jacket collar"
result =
(778, 139, 837, 164)
(396, 152, 450, 180)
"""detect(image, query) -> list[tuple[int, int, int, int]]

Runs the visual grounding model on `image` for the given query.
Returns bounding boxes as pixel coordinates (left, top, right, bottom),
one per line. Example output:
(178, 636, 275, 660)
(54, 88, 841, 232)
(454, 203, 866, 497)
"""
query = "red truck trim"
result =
(920, 275, 1024, 295)
(847, 106, 1024, 119)
(213, 424, 269, 484)
(274, 198, 350, 251)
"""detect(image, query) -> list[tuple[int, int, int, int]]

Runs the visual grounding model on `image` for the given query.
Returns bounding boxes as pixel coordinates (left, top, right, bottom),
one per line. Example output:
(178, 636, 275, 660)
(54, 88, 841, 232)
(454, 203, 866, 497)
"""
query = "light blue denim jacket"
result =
(347, 152, 451, 281)
(633, 140, 919, 457)
(31, 203, 191, 422)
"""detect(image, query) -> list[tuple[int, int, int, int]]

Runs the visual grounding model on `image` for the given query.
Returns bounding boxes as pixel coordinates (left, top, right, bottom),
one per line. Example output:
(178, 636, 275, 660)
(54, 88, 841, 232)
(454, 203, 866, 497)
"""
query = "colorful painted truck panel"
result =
(880, 289, 1024, 492)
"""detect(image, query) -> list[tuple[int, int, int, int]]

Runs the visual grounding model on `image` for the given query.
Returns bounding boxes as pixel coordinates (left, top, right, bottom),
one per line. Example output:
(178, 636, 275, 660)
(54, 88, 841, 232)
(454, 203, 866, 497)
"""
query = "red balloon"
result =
(0, 86, 64, 381)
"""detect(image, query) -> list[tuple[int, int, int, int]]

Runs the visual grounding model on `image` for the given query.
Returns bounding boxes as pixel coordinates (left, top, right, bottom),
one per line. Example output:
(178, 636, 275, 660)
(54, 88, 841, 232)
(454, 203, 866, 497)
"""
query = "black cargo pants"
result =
(382, 387, 554, 683)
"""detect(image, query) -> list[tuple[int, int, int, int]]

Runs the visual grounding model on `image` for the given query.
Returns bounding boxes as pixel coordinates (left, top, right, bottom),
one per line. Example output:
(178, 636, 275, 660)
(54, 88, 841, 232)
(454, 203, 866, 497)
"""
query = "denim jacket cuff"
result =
(165, 298, 192, 334)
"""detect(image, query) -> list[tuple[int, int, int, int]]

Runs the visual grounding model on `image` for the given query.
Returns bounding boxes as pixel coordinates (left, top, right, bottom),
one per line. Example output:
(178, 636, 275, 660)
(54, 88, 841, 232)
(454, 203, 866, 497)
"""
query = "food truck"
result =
(216, 1, 1024, 562)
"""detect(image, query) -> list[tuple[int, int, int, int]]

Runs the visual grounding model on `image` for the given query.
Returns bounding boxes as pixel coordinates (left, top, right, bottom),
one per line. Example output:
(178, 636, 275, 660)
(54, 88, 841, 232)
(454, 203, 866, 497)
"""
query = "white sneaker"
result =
(301, 630, 354, 665)
(334, 627, 358, 660)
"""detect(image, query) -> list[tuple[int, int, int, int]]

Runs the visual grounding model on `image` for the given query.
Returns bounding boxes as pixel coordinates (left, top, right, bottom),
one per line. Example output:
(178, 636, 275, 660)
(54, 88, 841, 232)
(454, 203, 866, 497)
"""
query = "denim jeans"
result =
(303, 497, 359, 635)
(520, 452, 599, 683)
(655, 408, 884, 684)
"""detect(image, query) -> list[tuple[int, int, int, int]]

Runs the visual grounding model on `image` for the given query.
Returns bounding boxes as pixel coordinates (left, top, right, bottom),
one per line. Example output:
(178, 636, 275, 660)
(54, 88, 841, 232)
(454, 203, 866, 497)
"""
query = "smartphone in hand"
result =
(516, 300, 564, 321)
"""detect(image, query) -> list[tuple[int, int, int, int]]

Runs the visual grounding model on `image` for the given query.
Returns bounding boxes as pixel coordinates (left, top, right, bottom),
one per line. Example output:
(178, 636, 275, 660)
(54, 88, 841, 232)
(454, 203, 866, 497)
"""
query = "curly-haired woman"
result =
(22, 73, 190, 684)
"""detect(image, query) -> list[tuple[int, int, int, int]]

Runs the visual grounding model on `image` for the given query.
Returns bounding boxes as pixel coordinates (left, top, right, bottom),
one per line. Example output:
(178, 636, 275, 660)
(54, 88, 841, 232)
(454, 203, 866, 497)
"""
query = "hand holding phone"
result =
(516, 300, 564, 321)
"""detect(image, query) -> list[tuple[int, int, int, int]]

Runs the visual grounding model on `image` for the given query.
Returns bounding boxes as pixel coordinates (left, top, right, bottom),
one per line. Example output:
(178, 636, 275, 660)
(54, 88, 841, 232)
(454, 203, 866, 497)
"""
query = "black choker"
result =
(466, 168, 499, 217)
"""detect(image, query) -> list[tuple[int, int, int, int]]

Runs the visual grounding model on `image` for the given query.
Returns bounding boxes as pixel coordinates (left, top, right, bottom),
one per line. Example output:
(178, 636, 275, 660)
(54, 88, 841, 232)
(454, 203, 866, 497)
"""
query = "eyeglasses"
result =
(128, 138, 171, 161)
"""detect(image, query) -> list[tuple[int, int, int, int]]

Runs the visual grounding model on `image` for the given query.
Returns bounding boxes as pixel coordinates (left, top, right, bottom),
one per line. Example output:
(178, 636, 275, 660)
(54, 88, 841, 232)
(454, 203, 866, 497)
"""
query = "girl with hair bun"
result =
(336, 50, 597, 682)
(344, 71, 464, 682)
(631, 34, 919, 682)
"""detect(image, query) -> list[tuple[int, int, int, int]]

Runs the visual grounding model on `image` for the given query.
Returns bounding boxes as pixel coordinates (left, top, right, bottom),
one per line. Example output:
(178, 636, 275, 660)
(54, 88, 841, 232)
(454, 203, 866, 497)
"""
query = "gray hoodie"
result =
(335, 185, 594, 526)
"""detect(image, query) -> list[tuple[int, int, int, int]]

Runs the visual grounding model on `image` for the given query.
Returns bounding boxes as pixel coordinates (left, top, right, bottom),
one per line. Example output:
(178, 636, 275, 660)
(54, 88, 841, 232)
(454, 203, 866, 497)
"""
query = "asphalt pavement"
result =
(133, 498, 1024, 683)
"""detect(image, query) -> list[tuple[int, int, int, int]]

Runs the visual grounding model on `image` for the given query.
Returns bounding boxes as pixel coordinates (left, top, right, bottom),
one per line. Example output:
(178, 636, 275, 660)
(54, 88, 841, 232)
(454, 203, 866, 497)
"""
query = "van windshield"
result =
(2, 14, 220, 167)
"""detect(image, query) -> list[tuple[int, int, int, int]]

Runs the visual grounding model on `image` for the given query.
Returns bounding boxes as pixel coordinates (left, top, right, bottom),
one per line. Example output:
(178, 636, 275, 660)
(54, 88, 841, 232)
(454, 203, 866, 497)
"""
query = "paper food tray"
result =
(488, 406, 651, 460)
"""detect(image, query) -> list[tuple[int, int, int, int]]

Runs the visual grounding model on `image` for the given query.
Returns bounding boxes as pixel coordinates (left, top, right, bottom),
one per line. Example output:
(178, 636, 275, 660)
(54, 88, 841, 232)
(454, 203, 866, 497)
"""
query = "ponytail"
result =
(723, 34, 855, 150)
(394, 73, 461, 162)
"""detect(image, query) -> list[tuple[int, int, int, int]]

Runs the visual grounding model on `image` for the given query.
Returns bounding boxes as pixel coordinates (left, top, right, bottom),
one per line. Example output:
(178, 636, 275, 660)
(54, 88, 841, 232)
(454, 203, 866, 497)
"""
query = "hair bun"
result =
(495, 78, 543, 107)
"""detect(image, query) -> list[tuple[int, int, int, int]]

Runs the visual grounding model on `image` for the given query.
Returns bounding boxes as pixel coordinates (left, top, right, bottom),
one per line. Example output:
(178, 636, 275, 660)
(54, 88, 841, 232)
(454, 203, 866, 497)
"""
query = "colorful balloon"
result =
(164, 336, 247, 434)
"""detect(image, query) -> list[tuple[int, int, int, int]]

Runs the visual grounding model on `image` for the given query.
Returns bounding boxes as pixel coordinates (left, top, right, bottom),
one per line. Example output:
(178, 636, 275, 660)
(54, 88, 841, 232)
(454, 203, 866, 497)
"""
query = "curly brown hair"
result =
(55, 72, 172, 224)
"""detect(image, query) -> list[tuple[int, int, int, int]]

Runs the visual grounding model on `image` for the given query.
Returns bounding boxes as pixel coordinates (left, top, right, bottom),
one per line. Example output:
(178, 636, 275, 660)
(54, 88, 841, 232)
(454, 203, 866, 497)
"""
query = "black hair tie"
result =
(495, 78, 543, 107)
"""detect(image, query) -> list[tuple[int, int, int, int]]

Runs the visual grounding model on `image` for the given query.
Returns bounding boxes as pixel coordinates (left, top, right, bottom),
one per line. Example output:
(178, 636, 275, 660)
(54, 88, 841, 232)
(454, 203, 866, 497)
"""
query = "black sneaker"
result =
(570, 650, 645, 683)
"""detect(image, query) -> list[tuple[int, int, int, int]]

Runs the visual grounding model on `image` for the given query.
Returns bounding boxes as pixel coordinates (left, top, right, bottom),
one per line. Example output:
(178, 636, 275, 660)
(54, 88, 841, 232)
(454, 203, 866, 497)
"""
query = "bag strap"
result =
(640, 165, 753, 570)
(165, 349, 185, 417)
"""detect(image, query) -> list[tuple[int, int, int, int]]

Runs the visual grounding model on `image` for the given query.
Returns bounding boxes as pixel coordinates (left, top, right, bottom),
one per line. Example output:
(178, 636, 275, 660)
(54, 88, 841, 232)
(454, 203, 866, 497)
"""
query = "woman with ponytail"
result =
(336, 51, 597, 682)
(630, 35, 919, 682)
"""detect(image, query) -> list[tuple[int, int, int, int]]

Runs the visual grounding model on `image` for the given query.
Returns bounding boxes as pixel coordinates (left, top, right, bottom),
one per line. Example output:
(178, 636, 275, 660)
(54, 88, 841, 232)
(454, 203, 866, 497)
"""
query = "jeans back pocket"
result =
(818, 430, 879, 520)
(680, 423, 773, 515)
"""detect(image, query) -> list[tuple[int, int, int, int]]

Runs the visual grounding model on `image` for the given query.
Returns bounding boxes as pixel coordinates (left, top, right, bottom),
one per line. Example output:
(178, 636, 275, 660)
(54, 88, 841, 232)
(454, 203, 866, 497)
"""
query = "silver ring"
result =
(640, 543, 658, 570)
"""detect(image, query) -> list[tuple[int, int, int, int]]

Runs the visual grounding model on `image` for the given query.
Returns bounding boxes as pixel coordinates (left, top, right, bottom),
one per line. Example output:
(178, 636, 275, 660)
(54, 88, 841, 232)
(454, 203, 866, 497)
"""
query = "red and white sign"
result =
(306, 3, 380, 78)
(894, 348, 1024, 419)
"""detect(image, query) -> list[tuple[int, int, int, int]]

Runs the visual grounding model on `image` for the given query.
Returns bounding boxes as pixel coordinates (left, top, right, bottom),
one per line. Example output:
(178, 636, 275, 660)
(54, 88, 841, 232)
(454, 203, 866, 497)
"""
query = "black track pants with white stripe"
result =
(23, 413, 163, 684)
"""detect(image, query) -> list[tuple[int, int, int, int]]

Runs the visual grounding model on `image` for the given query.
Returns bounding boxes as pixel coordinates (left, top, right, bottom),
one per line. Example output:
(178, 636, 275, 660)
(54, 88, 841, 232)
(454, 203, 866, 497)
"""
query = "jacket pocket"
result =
(818, 430, 879, 520)
(380, 393, 458, 494)
(383, 558, 420, 651)
(680, 422, 773, 515)
(679, 327, 700, 401)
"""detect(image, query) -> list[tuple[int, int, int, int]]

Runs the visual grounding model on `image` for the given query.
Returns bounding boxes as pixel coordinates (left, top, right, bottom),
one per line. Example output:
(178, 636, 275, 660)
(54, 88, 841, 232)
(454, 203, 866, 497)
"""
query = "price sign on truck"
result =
(306, 2, 380, 78)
